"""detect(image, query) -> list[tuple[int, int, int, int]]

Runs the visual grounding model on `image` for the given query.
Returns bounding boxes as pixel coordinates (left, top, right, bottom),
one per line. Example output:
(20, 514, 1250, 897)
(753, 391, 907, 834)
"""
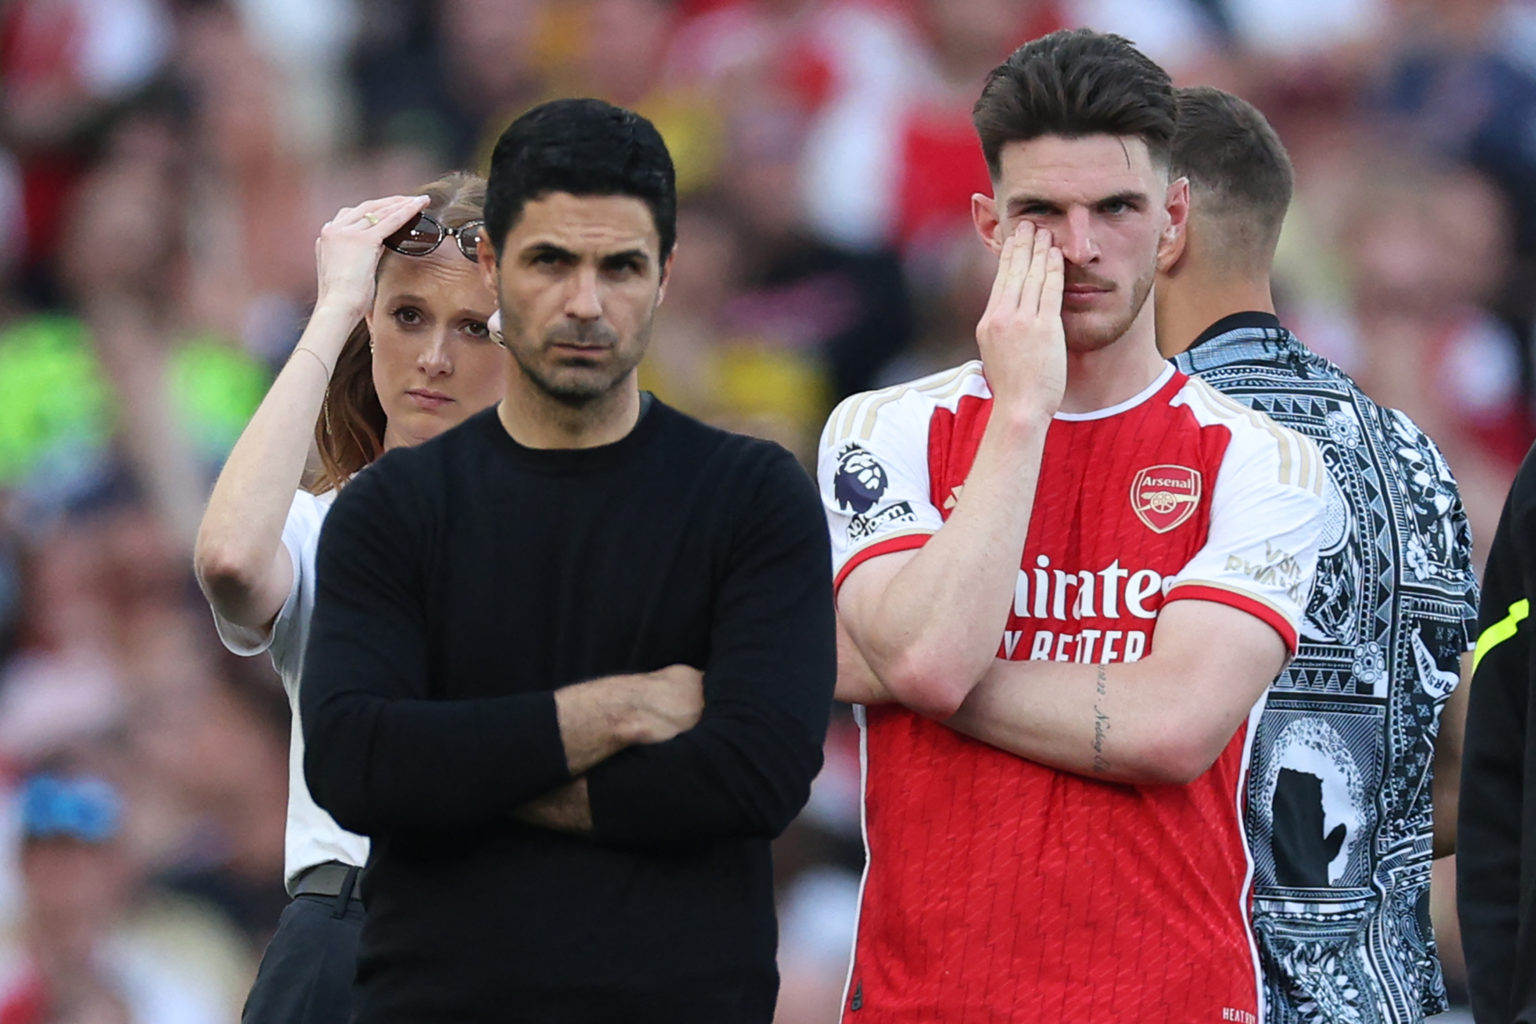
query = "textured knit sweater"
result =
(301, 400, 836, 1023)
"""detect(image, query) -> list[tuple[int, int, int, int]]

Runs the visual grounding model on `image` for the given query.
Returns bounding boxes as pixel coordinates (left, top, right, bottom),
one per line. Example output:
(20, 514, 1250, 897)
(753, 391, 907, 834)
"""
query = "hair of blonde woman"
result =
(309, 171, 488, 494)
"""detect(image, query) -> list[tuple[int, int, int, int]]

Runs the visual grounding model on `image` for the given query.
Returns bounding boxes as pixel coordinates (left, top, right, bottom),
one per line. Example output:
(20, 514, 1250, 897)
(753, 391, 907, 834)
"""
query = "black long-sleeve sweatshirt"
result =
(1460, 441, 1536, 1024)
(300, 400, 835, 1023)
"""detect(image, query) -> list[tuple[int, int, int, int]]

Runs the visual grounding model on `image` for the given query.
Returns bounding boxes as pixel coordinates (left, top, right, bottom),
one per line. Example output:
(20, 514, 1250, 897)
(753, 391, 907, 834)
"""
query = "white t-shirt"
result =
(211, 488, 369, 894)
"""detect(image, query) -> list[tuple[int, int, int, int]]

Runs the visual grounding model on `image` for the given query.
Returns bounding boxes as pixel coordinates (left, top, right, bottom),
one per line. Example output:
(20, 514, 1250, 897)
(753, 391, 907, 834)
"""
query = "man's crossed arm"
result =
(837, 551, 1290, 785)
(514, 667, 703, 833)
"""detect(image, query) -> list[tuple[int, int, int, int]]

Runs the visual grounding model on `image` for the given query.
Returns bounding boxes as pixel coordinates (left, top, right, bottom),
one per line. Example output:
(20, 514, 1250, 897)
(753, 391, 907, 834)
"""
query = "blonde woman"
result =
(194, 173, 506, 1023)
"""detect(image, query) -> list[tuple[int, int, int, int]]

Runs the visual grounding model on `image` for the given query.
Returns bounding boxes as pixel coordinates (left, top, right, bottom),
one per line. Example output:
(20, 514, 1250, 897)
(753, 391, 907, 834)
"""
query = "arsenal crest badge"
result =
(1130, 464, 1202, 533)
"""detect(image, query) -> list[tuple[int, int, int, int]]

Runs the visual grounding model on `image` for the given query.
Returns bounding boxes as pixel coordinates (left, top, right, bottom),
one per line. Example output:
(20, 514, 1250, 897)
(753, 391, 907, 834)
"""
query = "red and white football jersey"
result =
(819, 361, 1326, 1024)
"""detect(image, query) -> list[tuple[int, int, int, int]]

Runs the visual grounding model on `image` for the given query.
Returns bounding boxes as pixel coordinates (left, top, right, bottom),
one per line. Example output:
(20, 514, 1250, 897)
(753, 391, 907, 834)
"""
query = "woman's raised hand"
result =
(314, 194, 431, 323)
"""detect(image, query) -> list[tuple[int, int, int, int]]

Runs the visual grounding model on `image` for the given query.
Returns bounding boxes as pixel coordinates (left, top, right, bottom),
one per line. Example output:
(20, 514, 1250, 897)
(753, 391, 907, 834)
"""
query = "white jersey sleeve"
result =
(1165, 378, 1328, 652)
(817, 362, 986, 591)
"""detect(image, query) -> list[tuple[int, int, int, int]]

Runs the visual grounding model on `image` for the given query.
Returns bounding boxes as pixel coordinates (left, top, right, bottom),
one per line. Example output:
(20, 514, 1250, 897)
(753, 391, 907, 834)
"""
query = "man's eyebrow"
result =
(1005, 190, 1149, 212)
(520, 241, 576, 261)
(1006, 194, 1063, 213)
(519, 242, 652, 265)
(1096, 190, 1149, 207)
(601, 249, 651, 265)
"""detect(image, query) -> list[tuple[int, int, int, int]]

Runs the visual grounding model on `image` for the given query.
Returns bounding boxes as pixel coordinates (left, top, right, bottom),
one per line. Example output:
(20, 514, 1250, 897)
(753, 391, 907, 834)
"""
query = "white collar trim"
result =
(1052, 363, 1175, 422)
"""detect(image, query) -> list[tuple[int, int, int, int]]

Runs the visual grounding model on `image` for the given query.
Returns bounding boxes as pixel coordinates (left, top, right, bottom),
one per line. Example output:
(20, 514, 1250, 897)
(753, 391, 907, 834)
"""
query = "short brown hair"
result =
(309, 170, 487, 494)
(972, 29, 1176, 179)
(1170, 86, 1293, 268)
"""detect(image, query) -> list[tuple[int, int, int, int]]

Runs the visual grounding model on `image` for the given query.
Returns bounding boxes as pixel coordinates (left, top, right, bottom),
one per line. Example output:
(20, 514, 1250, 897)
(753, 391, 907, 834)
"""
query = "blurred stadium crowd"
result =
(0, 0, 1533, 1019)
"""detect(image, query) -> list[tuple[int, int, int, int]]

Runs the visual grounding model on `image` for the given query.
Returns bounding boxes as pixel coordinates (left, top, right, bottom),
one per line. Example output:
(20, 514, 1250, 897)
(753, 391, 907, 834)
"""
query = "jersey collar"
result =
(1053, 362, 1177, 421)
(1174, 311, 1301, 375)
(1187, 311, 1284, 351)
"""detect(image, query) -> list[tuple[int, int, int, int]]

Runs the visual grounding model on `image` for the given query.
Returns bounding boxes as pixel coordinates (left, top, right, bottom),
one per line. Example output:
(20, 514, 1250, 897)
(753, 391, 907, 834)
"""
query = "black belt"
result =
(292, 861, 362, 910)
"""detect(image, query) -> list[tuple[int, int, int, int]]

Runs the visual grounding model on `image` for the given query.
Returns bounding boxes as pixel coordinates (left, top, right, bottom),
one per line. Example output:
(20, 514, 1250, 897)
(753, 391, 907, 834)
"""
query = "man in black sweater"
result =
(299, 99, 836, 1022)
(1460, 446, 1536, 1023)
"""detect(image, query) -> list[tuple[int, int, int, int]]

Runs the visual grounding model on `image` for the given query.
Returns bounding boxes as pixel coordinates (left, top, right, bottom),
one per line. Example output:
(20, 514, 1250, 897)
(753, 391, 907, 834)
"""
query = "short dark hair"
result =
(972, 29, 1176, 179)
(483, 98, 677, 261)
(1170, 86, 1293, 265)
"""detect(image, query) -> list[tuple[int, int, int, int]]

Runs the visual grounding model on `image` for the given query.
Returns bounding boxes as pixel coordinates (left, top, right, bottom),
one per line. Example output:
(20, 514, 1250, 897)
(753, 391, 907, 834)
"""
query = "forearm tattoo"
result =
(1091, 665, 1111, 774)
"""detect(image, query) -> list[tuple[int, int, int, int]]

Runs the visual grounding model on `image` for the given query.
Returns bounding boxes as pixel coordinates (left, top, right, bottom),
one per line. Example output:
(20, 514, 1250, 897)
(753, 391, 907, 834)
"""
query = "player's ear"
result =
(1158, 217, 1187, 274)
(1157, 177, 1190, 273)
(656, 246, 676, 307)
(476, 226, 499, 293)
(972, 193, 1003, 255)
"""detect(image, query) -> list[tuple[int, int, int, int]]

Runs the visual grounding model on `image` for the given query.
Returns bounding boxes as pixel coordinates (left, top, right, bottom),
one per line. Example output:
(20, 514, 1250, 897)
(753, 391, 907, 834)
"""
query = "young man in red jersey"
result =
(821, 30, 1327, 1022)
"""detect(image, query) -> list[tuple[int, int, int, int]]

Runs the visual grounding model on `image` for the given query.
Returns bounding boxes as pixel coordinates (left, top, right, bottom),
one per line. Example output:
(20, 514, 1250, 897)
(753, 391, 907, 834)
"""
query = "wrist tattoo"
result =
(1091, 664, 1111, 774)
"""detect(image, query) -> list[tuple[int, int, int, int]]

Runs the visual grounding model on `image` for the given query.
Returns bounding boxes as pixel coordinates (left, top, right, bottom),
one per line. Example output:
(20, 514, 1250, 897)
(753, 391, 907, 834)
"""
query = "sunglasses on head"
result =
(384, 213, 484, 262)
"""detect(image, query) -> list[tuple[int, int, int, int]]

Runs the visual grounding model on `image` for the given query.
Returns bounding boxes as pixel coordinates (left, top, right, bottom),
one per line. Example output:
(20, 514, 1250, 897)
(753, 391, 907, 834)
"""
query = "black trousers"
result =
(242, 879, 364, 1024)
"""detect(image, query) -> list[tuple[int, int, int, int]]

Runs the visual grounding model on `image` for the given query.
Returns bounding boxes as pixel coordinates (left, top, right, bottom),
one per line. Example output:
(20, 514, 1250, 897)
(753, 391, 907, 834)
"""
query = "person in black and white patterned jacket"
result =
(1155, 86, 1479, 1023)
